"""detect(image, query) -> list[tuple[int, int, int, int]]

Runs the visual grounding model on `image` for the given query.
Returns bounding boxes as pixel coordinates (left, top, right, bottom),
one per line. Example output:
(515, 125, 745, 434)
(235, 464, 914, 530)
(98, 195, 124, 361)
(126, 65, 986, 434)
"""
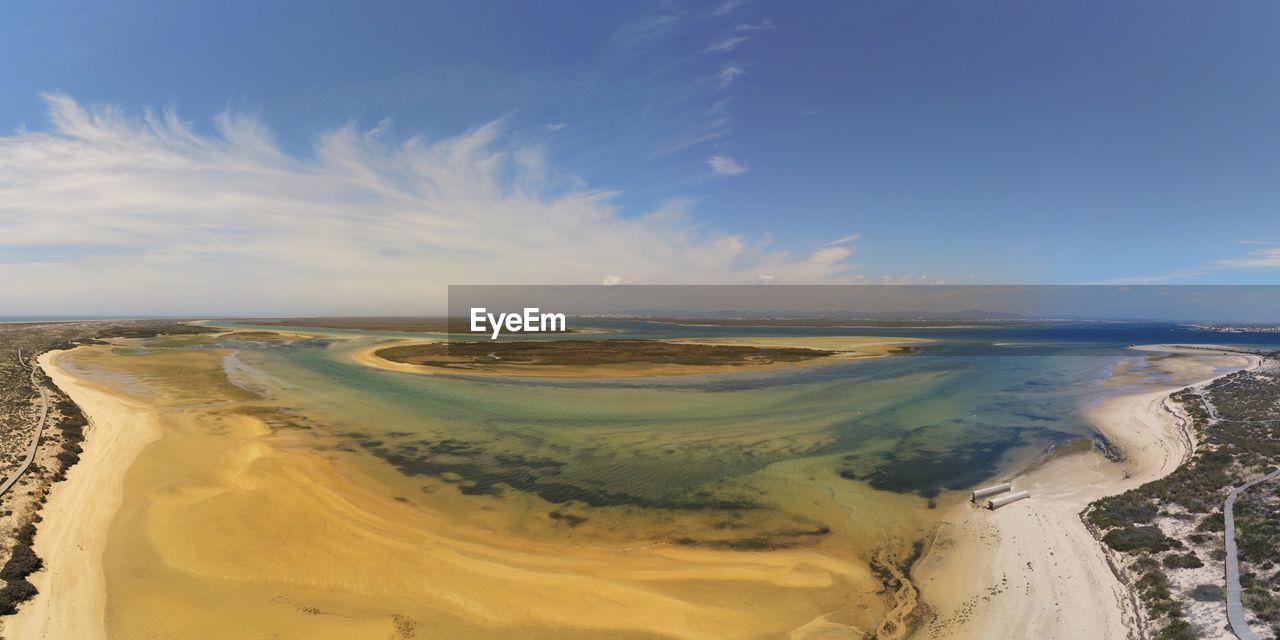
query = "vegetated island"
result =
(1086, 350, 1280, 640)
(360, 336, 926, 378)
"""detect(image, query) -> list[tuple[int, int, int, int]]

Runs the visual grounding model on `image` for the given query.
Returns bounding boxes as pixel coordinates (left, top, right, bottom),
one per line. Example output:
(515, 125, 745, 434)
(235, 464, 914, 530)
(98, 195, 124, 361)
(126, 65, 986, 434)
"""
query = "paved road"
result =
(0, 350, 49, 497)
(1225, 465, 1280, 640)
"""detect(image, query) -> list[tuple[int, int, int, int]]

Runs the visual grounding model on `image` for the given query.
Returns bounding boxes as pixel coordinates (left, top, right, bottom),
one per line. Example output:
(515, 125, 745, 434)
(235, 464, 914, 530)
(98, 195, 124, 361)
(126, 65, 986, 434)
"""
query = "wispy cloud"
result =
(1214, 247, 1280, 269)
(821, 233, 861, 247)
(707, 154, 749, 176)
(709, 0, 745, 17)
(653, 129, 724, 157)
(705, 36, 751, 53)
(732, 20, 775, 32)
(809, 246, 851, 266)
(544, 122, 566, 133)
(1089, 245, 1280, 285)
(716, 64, 745, 88)
(611, 9, 685, 53)
(0, 95, 859, 314)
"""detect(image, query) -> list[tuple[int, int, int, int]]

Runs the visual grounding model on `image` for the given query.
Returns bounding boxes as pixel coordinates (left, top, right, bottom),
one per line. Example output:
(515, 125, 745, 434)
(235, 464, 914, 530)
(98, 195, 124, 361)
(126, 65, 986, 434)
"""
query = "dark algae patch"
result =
(840, 425, 1053, 499)
(345, 432, 761, 511)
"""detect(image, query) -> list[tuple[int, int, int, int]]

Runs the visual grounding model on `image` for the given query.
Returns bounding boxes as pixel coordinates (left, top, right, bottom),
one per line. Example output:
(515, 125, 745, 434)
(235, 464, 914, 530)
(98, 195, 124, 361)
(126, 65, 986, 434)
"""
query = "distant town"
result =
(1188, 324, 1280, 334)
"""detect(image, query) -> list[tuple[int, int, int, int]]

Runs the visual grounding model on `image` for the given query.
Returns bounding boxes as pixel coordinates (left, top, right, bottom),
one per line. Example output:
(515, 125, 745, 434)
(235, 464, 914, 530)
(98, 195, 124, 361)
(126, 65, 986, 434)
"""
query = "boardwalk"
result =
(0, 350, 49, 497)
(1224, 465, 1280, 640)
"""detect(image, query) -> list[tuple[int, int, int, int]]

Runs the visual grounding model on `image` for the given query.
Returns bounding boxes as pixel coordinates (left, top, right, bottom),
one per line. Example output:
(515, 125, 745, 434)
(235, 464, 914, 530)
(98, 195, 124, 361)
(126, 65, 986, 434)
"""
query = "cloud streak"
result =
(821, 233, 861, 247)
(705, 36, 751, 53)
(709, 0, 745, 17)
(707, 154, 749, 176)
(716, 64, 745, 88)
(1214, 247, 1280, 270)
(1088, 245, 1280, 285)
(0, 95, 858, 315)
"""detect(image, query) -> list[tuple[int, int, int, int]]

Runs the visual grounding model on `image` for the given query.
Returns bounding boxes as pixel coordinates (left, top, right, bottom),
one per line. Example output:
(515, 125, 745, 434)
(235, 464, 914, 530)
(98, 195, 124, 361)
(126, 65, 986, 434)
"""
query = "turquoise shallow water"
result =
(205, 321, 1278, 512)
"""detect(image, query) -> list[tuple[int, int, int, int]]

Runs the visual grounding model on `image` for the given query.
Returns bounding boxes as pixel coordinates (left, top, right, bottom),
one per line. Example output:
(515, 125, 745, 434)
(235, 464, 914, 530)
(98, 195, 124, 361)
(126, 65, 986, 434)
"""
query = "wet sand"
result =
(913, 347, 1262, 639)
(352, 335, 928, 379)
(11, 344, 895, 639)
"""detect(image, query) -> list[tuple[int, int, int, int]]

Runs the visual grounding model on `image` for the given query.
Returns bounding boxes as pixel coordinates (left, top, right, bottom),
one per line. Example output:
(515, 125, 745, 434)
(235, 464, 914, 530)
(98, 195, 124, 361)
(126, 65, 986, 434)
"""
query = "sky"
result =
(1, 1, 1279, 315)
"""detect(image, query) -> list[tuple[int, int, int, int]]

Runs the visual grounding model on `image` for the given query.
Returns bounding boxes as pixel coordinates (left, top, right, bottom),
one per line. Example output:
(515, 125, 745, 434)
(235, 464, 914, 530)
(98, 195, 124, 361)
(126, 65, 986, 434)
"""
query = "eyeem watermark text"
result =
(469, 307, 566, 339)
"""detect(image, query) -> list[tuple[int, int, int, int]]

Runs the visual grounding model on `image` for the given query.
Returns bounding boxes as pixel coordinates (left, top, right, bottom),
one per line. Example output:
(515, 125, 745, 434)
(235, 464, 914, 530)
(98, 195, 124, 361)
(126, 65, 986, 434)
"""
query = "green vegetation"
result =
(1162, 552, 1203, 569)
(1103, 526, 1178, 553)
(0, 521, 43, 614)
(93, 322, 216, 339)
(1085, 361, 1280, 638)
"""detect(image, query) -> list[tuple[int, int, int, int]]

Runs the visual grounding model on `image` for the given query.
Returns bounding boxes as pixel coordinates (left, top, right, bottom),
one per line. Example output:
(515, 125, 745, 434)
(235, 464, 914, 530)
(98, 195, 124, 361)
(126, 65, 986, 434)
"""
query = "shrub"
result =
(1155, 619, 1198, 640)
(0, 578, 38, 615)
(1163, 553, 1204, 569)
(1089, 494, 1158, 528)
(1104, 526, 1178, 553)
(0, 545, 42, 581)
(1190, 584, 1223, 602)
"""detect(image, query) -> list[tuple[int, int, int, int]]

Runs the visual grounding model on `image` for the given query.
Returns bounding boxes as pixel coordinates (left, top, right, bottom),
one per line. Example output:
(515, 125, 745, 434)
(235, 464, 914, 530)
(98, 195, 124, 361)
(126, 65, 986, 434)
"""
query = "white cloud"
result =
(1215, 247, 1280, 269)
(0, 95, 859, 315)
(716, 64, 745, 88)
(808, 247, 851, 266)
(821, 233, 861, 247)
(715, 234, 746, 255)
(732, 20, 774, 32)
(544, 122, 566, 133)
(705, 36, 750, 53)
(710, 0, 745, 17)
(707, 154, 749, 176)
(1093, 245, 1280, 284)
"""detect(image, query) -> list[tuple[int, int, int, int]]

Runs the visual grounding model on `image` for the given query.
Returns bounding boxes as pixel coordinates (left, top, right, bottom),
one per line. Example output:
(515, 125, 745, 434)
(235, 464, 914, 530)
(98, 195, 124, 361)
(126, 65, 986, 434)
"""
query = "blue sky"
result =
(2, 2, 1279, 313)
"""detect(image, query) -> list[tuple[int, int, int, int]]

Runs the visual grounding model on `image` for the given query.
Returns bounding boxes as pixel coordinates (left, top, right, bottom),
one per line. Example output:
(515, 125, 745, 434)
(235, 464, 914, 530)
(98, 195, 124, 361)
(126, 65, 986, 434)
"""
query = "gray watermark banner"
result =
(448, 285, 1280, 328)
(438, 285, 1280, 358)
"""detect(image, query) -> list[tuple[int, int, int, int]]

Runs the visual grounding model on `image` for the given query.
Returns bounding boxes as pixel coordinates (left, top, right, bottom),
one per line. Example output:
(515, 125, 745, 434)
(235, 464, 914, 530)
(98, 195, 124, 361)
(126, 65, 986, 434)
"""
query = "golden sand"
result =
(11, 343, 906, 639)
